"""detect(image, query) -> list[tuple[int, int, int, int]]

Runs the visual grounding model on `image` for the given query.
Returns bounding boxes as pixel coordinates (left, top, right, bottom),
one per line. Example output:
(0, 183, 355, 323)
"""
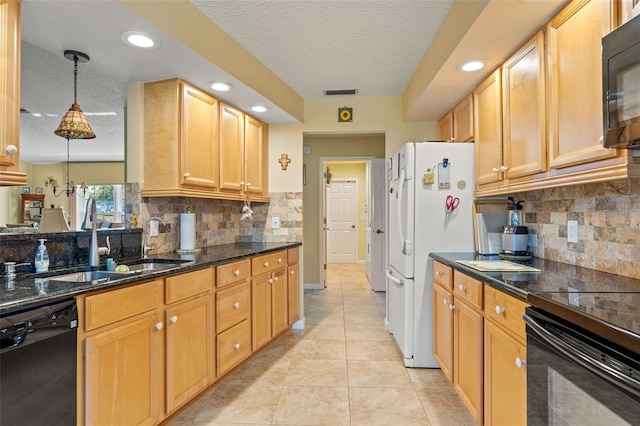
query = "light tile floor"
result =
(167, 263, 475, 425)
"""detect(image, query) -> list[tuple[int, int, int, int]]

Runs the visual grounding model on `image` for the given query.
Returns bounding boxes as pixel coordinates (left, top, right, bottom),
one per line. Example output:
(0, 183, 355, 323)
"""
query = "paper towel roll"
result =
(180, 213, 196, 251)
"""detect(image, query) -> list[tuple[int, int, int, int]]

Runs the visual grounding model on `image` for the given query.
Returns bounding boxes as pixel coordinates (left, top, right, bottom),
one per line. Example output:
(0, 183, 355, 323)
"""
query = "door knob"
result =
(352, 225, 355, 229)
(375, 229, 384, 234)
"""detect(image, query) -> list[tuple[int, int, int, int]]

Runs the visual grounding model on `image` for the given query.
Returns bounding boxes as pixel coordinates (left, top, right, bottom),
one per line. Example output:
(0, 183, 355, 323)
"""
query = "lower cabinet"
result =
(431, 261, 528, 426)
(79, 247, 301, 426)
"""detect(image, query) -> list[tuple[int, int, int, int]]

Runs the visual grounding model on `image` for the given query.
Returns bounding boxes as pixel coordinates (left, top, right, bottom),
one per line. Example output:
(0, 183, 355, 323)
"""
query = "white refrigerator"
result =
(386, 142, 475, 368)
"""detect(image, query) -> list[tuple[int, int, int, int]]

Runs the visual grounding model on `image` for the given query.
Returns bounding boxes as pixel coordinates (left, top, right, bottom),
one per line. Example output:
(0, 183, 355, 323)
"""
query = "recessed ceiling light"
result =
(459, 60, 485, 72)
(209, 82, 233, 92)
(121, 31, 158, 49)
(251, 105, 269, 113)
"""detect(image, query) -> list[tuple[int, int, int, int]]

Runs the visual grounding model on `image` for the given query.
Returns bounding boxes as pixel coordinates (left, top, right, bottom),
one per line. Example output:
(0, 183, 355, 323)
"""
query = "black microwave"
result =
(603, 13, 640, 149)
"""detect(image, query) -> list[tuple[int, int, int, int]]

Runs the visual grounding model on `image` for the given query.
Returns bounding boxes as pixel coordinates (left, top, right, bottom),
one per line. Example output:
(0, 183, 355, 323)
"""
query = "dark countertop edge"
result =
(0, 242, 301, 313)
(429, 252, 528, 301)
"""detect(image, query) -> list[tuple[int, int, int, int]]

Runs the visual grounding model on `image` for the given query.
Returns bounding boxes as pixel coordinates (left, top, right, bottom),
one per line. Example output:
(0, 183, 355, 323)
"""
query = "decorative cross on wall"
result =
(279, 153, 291, 170)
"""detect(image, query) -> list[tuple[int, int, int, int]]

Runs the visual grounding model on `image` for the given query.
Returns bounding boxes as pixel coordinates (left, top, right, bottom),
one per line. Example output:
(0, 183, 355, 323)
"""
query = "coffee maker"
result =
(500, 197, 530, 258)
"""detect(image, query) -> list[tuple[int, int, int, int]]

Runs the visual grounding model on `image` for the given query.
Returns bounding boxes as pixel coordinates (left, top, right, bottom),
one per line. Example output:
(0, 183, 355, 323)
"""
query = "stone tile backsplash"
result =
(518, 178, 640, 279)
(126, 183, 302, 255)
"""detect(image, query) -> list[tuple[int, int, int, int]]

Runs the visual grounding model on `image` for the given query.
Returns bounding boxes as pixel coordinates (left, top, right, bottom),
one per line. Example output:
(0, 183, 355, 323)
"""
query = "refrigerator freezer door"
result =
(386, 266, 414, 364)
(388, 143, 415, 279)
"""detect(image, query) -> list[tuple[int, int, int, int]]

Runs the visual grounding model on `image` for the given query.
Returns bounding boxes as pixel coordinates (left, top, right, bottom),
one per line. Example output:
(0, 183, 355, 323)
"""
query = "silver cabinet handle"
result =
(169, 315, 178, 324)
(277, 258, 282, 263)
(499, 165, 508, 172)
(459, 284, 466, 291)
(448, 304, 455, 311)
(263, 261, 269, 267)
(495, 305, 505, 315)
(492, 167, 499, 173)
(155, 322, 163, 330)
(290, 270, 295, 275)
(515, 357, 526, 368)
(233, 302, 240, 309)
(234, 343, 240, 350)
(184, 172, 190, 178)
(234, 270, 240, 276)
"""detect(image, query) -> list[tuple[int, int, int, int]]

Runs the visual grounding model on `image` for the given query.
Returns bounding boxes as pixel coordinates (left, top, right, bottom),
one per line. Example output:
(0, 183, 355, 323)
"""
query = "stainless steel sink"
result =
(48, 270, 133, 284)
(126, 261, 187, 272)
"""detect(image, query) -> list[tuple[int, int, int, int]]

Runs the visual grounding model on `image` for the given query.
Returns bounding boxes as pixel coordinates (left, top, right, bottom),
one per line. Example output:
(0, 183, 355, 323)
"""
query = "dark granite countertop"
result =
(429, 252, 640, 354)
(1, 242, 301, 314)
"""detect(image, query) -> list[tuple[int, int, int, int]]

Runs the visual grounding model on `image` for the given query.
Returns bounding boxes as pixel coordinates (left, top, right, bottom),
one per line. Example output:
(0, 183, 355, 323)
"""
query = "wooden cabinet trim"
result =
(165, 267, 214, 304)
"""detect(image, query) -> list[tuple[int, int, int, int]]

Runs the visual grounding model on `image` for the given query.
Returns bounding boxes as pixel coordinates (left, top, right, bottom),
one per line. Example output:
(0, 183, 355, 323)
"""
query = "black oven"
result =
(603, 13, 640, 148)
(524, 306, 640, 425)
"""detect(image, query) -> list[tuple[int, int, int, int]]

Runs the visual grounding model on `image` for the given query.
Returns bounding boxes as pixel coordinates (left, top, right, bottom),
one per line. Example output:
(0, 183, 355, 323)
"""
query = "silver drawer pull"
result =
(515, 357, 526, 368)
(155, 322, 163, 330)
(233, 302, 240, 309)
(169, 315, 178, 324)
(459, 284, 466, 291)
(263, 261, 269, 267)
(277, 258, 282, 263)
(234, 270, 240, 276)
(495, 305, 505, 315)
(234, 343, 240, 350)
(290, 270, 295, 275)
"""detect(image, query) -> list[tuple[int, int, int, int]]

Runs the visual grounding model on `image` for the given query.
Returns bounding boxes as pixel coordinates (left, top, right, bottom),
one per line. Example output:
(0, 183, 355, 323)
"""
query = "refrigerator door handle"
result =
(396, 168, 413, 255)
(386, 270, 403, 286)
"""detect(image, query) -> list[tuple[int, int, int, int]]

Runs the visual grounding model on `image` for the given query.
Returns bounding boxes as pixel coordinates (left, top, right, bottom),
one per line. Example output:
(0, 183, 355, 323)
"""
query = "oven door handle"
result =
(524, 314, 640, 397)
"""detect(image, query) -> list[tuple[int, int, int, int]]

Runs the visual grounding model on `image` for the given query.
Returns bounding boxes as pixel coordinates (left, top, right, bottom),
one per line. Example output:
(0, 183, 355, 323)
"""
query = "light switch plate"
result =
(567, 220, 578, 243)
(149, 220, 159, 237)
(272, 217, 280, 229)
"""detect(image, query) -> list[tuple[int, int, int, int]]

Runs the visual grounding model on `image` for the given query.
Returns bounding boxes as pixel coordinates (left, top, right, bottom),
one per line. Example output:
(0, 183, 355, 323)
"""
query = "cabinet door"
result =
(287, 263, 300, 325)
(244, 115, 267, 196)
(271, 268, 288, 336)
(453, 298, 483, 425)
(0, 0, 26, 185)
(503, 31, 547, 180)
(453, 94, 474, 142)
(251, 273, 271, 351)
(85, 314, 162, 426)
(484, 320, 526, 426)
(181, 84, 219, 189)
(547, 0, 617, 168)
(219, 103, 244, 192)
(438, 111, 454, 141)
(433, 284, 454, 383)
(473, 69, 504, 186)
(165, 294, 214, 413)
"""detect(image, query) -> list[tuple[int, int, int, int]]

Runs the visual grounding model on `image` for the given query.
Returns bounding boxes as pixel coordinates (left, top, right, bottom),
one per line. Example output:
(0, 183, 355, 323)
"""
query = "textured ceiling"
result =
(191, 0, 453, 98)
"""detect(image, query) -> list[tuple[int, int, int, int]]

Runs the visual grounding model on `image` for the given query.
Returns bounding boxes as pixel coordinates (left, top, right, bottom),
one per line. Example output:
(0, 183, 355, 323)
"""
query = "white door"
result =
(327, 180, 357, 264)
(366, 159, 387, 291)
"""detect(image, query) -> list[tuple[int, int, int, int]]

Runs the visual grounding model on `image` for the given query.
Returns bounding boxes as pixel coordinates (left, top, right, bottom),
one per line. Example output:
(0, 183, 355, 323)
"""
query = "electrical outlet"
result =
(568, 287, 580, 307)
(272, 217, 280, 229)
(149, 220, 159, 237)
(567, 220, 578, 243)
(528, 233, 538, 248)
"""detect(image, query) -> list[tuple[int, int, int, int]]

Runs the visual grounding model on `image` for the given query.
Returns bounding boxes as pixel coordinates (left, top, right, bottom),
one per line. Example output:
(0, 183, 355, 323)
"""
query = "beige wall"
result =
(327, 162, 368, 262)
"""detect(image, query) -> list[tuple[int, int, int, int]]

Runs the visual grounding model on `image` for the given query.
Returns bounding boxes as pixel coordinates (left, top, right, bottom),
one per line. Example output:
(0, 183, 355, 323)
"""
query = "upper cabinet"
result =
(143, 80, 268, 201)
(219, 103, 268, 201)
(0, 0, 27, 186)
(473, 69, 503, 187)
(502, 31, 547, 180)
(547, 0, 616, 169)
(438, 95, 474, 142)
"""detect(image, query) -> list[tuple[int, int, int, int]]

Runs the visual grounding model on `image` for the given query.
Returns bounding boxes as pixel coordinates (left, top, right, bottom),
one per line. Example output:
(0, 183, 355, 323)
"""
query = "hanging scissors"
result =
(444, 195, 460, 226)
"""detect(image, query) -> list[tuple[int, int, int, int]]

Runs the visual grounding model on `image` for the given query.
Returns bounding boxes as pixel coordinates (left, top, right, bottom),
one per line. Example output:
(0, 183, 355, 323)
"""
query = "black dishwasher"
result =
(0, 298, 78, 426)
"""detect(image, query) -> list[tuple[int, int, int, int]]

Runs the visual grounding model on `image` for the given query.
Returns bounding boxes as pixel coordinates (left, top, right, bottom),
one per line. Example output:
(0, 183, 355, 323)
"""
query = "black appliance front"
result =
(0, 298, 78, 426)
(525, 307, 640, 425)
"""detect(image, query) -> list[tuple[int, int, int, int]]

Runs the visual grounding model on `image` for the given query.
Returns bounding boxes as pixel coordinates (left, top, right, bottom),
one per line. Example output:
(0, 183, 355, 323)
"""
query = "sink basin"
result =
(48, 270, 133, 284)
(126, 261, 187, 272)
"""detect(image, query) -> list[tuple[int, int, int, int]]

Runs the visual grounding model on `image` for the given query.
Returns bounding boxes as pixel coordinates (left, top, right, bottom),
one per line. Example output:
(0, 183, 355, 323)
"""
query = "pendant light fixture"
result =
(53, 50, 95, 197)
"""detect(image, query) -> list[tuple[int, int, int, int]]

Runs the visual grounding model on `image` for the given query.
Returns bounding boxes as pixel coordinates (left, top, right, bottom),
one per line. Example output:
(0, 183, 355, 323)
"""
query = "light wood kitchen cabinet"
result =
(437, 111, 453, 141)
(502, 31, 547, 180)
(473, 69, 504, 187)
(252, 267, 288, 351)
(0, 0, 27, 186)
(82, 280, 164, 426)
(619, 0, 640, 23)
(453, 94, 474, 142)
(165, 293, 213, 413)
(433, 283, 454, 382)
(143, 78, 219, 198)
(453, 271, 484, 425)
(483, 285, 528, 426)
(287, 247, 300, 325)
(164, 268, 215, 414)
(547, 0, 616, 170)
(219, 103, 269, 200)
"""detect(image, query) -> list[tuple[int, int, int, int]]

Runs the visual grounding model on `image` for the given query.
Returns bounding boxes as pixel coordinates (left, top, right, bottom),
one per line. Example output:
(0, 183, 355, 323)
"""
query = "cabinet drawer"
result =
(84, 280, 163, 331)
(166, 268, 214, 304)
(484, 285, 528, 341)
(433, 261, 453, 290)
(287, 247, 299, 264)
(217, 259, 250, 288)
(216, 281, 250, 333)
(251, 250, 287, 275)
(217, 319, 251, 376)
(453, 271, 483, 310)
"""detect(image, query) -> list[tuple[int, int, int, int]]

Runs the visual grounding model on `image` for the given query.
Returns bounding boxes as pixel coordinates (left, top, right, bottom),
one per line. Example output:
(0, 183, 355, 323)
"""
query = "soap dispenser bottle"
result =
(35, 238, 50, 273)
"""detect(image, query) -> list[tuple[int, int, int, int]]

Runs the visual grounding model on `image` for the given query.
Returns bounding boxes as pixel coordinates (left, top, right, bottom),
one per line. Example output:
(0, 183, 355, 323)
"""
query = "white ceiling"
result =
(19, 0, 568, 165)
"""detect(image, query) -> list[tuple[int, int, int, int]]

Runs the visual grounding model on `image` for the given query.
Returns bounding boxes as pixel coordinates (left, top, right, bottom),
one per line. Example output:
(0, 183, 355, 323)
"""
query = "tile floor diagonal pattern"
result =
(168, 264, 476, 425)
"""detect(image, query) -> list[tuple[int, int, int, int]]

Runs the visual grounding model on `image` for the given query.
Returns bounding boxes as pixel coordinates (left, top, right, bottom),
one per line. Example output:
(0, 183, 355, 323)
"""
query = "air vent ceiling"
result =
(324, 89, 358, 96)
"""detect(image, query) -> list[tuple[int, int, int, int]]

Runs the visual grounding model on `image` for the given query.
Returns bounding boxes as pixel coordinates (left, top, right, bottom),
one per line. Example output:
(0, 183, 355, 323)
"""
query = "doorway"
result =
(326, 179, 358, 264)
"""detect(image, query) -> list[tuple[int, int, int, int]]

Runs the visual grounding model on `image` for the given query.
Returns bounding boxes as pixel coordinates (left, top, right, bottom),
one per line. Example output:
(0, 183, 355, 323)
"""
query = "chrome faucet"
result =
(82, 197, 110, 267)
(142, 217, 166, 258)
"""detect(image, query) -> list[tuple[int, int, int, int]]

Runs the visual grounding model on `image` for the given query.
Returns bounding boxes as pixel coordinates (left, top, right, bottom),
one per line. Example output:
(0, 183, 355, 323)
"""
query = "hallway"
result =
(167, 264, 474, 425)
